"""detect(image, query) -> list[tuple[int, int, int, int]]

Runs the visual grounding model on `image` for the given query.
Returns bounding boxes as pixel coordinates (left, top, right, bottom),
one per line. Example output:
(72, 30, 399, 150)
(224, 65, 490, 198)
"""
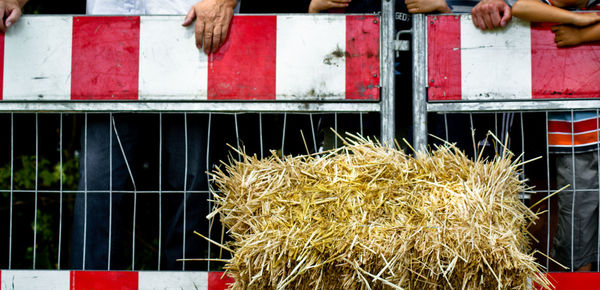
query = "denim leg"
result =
(161, 114, 208, 270)
(71, 114, 141, 270)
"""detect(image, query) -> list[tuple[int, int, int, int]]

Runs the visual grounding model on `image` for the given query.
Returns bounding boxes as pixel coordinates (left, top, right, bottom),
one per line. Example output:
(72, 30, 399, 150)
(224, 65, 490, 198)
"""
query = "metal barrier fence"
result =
(413, 13, 600, 279)
(0, 2, 397, 288)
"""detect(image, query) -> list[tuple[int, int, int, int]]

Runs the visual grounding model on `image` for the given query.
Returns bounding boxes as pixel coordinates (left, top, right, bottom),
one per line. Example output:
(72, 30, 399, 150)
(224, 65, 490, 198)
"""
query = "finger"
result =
(195, 17, 205, 50)
(331, 0, 351, 3)
(500, 4, 511, 27)
(489, 10, 502, 28)
(6, 8, 21, 28)
(472, 13, 485, 29)
(182, 7, 195, 26)
(203, 22, 214, 54)
(328, 2, 349, 8)
(482, 13, 494, 30)
(0, 7, 6, 33)
(218, 9, 233, 49)
(211, 25, 221, 53)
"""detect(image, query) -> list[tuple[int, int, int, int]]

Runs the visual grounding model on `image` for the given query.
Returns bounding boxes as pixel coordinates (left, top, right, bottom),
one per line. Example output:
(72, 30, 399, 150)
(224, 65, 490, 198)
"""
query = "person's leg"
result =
(551, 151, 599, 271)
(161, 113, 208, 270)
(71, 114, 141, 270)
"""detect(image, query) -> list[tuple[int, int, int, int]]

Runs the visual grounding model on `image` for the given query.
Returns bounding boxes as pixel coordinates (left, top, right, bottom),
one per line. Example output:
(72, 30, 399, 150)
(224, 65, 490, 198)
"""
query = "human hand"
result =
(471, 0, 511, 30)
(571, 12, 600, 27)
(308, 0, 351, 13)
(0, 0, 25, 33)
(182, 0, 237, 54)
(552, 25, 583, 47)
(405, 0, 451, 14)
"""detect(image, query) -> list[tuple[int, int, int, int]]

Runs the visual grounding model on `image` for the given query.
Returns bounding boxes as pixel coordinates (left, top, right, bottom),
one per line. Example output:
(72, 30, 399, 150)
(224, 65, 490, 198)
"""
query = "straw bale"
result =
(209, 134, 551, 289)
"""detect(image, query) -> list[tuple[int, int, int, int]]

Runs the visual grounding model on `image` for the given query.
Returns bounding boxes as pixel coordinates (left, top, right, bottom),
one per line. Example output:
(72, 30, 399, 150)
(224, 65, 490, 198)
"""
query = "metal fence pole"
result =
(412, 14, 427, 152)
(381, 0, 396, 147)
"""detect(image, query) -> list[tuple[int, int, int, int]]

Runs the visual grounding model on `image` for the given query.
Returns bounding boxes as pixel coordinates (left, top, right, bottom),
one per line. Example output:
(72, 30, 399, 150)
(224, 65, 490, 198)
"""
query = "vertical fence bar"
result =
(259, 113, 264, 159)
(58, 113, 63, 269)
(334, 113, 338, 148)
(111, 116, 137, 270)
(381, 0, 396, 147)
(570, 110, 577, 271)
(83, 113, 88, 270)
(545, 111, 551, 270)
(9, 113, 13, 269)
(359, 112, 364, 136)
(182, 112, 188, 271)
(412, 13, 427, 151)
(158, 113, 163, 270)
(108, 113, 113, 270)
(597, 109, 600, 271)
(310, 114, 317, 153)
(206, 112, 212, 270)
(443, 113, 449, 141)
(33, 113, 38, 269)
(282, 113, 287, 156)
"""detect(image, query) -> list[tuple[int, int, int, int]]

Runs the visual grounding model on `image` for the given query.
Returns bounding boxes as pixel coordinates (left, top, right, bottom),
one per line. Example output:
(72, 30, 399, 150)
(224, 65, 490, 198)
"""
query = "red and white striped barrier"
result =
(0, 270, 233, 290)
(427, 15, 600, 101)
(1, 15, 379, 101)
(2, 270, 600, 289)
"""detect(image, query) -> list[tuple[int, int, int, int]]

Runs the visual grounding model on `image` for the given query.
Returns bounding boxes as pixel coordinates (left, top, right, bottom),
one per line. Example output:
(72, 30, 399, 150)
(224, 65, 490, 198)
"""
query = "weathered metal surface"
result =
(0, 101, 380, 112)
(2, 15, 380, 103)
(413, 14, 428, 151)
(380, 0, 395, 146)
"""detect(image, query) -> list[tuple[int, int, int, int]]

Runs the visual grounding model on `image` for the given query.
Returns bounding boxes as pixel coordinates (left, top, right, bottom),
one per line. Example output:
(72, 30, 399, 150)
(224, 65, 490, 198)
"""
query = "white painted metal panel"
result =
(3, 17, 72, 100)
(460, 16, 532, 101)
(1, 270, 69, 290)
(138, 271, 208, 290)
(138, 16, 208, 100)
(276, 15, 346, 100)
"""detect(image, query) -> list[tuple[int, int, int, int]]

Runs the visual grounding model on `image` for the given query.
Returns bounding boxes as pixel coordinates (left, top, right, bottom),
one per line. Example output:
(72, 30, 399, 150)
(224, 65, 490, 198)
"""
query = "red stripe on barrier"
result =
(208, 16, 276, 100)
(536, 272, 600, 289)
(345, 15, 380, 100)
(71, 16, 140, 100)
(531, 22, 600, 99)
(70, 271, 138, 290)
(208, 271, 234, 290)
(0, 32, 3, 100)
(427, 15, 461, 101)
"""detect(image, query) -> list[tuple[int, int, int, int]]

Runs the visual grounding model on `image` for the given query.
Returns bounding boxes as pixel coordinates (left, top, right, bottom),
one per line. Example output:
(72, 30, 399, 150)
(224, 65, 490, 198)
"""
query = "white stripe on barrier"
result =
(1, 270, 70, 290)
(138, 16, 208, 100)
(4, 17, 72, 101)
(460, 16, 532, 101)
(138, 271, 209, 290)
(275, 15, 346, 100)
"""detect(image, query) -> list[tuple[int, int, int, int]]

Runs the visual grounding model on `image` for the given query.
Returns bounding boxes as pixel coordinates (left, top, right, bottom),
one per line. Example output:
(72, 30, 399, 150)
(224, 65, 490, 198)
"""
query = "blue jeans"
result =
(71, 113, 208, 270)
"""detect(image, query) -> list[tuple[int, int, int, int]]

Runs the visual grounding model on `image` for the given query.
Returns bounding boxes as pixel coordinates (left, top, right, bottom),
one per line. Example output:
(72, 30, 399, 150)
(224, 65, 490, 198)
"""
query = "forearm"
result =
(512, 0, 578, 24)
(576, 22, 600, 43)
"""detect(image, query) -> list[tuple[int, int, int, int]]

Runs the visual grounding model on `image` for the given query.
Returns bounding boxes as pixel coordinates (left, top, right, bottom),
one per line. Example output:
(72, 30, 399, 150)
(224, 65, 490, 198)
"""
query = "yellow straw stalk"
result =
(209, 134, 551, 289)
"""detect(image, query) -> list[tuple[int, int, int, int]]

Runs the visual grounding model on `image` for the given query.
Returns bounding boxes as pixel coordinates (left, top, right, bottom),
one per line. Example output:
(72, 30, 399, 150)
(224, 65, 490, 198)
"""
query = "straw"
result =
(209, 134, 552, 289)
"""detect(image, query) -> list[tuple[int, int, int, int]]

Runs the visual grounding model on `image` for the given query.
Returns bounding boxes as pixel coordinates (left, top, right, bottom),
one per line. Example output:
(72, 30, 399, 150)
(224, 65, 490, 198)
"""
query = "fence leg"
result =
(381, 0, 396, 147)
(412, 14, 427, 152)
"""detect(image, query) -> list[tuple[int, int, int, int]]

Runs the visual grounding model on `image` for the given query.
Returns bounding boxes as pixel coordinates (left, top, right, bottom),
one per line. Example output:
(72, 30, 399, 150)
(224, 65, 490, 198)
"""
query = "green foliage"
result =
(0, 153, 79, 269)
(0, 154, 79, 192)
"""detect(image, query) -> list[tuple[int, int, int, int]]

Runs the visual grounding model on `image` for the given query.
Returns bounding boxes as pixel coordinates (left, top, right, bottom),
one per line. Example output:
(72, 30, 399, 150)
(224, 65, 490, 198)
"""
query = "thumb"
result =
(500, 4, 511, 27)
(6, 8, 22, 28)
(182, 7, 195, 26)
